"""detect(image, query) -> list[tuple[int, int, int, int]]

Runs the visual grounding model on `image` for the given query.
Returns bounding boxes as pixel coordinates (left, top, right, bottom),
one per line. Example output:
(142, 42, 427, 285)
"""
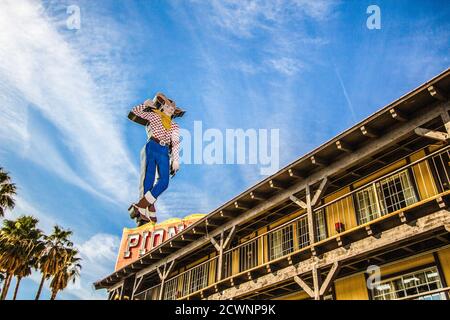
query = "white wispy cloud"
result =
(60, 233, 120, 300)
(268, 57, 305, 76)
(0, 0, 138, 204)
(204, 0, 336, 38)
(334, 66, 357, 122)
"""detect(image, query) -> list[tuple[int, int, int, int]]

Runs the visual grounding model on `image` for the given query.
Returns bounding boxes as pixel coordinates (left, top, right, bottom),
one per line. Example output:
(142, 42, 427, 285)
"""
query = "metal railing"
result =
(161, 256, 218, 300)
(156, 146, 449, 300)
(134, 283, 161, 300)
(313, 146, 448, 237)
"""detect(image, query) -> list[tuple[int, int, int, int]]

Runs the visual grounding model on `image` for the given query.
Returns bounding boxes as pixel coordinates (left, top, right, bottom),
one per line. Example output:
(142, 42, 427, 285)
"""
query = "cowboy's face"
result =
(163, 102, 175, 116)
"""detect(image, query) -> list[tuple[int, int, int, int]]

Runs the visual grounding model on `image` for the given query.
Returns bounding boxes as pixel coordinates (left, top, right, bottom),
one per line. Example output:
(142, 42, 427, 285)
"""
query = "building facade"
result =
(95, 69, 450, 300)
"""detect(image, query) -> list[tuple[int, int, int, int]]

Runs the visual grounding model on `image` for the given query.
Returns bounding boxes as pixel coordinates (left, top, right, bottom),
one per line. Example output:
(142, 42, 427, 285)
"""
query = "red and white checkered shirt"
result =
(131, 104, 180, 163)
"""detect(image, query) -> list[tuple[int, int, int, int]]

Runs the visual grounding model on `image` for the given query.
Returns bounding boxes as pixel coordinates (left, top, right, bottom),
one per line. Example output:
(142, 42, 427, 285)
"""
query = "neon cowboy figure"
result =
(128, 92, 185, 225)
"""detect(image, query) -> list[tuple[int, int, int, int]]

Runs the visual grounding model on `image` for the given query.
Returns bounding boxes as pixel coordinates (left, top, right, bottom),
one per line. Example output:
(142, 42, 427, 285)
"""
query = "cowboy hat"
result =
(153, 92, 186, 118)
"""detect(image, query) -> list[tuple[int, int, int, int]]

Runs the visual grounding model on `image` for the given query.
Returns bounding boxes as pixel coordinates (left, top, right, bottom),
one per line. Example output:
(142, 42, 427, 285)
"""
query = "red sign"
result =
(115, 214, 205, 270)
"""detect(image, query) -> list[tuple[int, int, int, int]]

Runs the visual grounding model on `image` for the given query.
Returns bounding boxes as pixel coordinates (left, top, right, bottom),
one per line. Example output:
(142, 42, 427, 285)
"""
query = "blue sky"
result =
(0, 0, 448, 299)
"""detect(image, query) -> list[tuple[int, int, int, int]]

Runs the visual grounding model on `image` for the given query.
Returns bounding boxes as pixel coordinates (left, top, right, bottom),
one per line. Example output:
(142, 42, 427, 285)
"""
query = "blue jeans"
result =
(143, 139, 170, 200)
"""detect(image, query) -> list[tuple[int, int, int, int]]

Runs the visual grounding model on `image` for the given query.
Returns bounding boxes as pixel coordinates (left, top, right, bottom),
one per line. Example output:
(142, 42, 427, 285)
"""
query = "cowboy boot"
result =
(147, 204, 157, 223)
(135, 191, 156, 209)
(128, 203, 147, 220)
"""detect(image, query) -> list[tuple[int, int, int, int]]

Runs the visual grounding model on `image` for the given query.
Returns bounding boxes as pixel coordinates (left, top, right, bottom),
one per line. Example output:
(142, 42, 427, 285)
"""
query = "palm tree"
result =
(0, 167, 16, 217)
(12, 263, 32, 300)
(35, 226, 73, 300)
(0, 216, 42, 300)
(49, 248, 81, 300)
(0, 272, 5, 297)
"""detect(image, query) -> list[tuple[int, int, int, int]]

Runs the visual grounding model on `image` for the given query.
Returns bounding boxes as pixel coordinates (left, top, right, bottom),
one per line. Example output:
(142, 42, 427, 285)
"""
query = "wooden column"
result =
(210, 226, 236, 282)
(305, 184, 315, 247)
(157, 260, 175, 300)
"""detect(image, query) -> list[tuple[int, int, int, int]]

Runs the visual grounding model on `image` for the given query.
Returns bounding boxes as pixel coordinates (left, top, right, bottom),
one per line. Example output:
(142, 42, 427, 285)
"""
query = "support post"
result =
(312, 264, 322, 300)
(158, 260, 175, 300)
(319, 262, 341, 296)
(305, 184, 315, 247)
(441, 107, 450, 135)
(211, 226, 236, 282)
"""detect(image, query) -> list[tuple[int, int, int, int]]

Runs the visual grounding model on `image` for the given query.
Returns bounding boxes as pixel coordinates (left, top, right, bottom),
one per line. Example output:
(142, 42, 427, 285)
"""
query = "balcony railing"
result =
(158, 256, 218, 300)
(154, 146, 449, 300)
(134, 283, 161, 300)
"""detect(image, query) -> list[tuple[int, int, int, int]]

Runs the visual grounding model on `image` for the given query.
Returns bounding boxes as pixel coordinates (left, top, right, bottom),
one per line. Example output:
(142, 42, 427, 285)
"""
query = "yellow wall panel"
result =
(269, 209, 305, 229)
(186, 255, 209, 269)
(208, 259, 217, 285)
(273, 290, 310, 300)
(335, 273, 369, 300)
(324, 186, 358, 237)
(409, 149, 438, 200)
(324, 186, 351, 204)
(437, 247, 450, 286)
(380, 254, 434, 277)
(353, 159, 407, 189)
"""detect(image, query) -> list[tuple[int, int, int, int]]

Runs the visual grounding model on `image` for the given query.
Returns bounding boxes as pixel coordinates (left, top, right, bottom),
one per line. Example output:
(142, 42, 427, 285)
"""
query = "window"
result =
(372, 266, 446, 300)
(377, 170, 417, 214)
(297, 216, 309, 248)
(180, 263, 209, 297)
(315, 209, 327, 241)
(355, 169, 418, 224)
(163, 277, 178, 300)
(269, 225, 294, 260)
(430, 149, 450, 192)
(294, 212, 326, 247)
(355, 185, 381, 224)
(189, 263, 209, 294)
(222, 251, 233, 279)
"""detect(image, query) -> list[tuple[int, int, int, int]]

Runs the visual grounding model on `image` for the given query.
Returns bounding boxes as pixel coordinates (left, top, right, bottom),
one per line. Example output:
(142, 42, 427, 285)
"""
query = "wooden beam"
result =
(288, 168, 304, 179)
(390, 108, 407, 122)
(269, 179, 287, 190)
(436, 196, 446, 209)
(310, 155, 327, 167)
(336, 140, 353, 153)
(192, 227, 206, 235)
(360, 125, 378, 138)
(131, 276, 144, 300)
(311, 177, 329, 206)
(441, 108, 450, 135)
(289, 194, 307, 209)
(414, 127, 449, 141)
(219, 210, 236, 219)
(250, 191, 265, 201)
(312, 265, 322, 300)
(223, 226, 236, 249)
(371, 256, 386, 263)
(402, 246, 415, 253)
(181, 233, 197, 241)
(293, 275, 314, 298)
(135, 102, 450, 280)
(348, 171, 362, 178)
(399, 212, 407, 223)
(319, 262, 341, 296)
(210, 236, 221, 251)
(428, 86, 446, 101)
(234, 201, 249, 211)
(169, 241, 184, 248)
(305, 184, 316, 247)
(206, 219, 220, 228)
